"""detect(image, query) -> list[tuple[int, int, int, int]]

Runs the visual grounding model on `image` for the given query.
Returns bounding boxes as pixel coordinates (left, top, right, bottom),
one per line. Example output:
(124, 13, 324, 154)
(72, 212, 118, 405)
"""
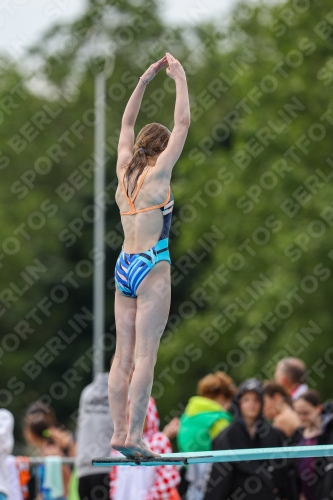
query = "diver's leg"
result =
(109, 287, 137, 454)
(124, 260, 171, 457)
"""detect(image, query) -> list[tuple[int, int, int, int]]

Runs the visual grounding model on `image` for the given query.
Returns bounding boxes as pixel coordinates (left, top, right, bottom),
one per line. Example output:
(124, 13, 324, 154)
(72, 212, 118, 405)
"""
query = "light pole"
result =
(92, 53, 115, 379)
(92, 69, 106, 379)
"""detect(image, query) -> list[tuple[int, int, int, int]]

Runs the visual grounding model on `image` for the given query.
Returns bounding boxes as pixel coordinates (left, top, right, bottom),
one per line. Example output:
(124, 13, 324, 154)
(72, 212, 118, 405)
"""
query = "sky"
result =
(0, 0, 239, 58)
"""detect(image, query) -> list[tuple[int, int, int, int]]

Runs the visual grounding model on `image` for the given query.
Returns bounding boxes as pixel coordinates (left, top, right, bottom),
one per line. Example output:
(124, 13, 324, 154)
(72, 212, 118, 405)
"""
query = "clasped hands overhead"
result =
(141, 52, 186, 83)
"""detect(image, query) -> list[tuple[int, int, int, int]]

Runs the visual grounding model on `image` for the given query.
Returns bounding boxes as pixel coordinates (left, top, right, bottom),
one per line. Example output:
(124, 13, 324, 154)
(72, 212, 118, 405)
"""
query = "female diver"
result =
(108, 52, 191, 458)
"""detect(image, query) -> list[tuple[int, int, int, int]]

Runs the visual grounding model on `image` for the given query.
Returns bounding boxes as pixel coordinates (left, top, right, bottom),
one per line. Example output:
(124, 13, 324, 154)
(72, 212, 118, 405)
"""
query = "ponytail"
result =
(124, 148, 148, 197)
(123, 122, 171, 196)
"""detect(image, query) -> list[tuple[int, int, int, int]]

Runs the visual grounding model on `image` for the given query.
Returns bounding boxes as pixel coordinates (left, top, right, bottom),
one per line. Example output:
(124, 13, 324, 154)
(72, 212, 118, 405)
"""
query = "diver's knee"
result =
(113, 352, 134, 368)
(134, 351, 158, 367)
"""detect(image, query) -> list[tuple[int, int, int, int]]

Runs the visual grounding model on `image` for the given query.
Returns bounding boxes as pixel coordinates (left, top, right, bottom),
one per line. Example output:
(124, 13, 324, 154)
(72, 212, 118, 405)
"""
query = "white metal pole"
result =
(93, 71, 106, 378)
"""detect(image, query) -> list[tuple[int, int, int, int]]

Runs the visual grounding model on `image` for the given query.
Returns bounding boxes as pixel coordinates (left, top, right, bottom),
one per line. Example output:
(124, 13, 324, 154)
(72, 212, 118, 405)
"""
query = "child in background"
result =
(23, 413, 71, 500)
(178, 371, 236, 453)
(177, 372, 236, 500)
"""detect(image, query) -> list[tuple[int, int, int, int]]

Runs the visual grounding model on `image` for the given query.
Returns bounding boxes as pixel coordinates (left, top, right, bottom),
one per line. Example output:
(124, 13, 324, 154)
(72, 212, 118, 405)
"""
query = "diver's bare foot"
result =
(124, 437, 161, 458)
(111, 433, 145, 458)
(111, 433, 132, 457)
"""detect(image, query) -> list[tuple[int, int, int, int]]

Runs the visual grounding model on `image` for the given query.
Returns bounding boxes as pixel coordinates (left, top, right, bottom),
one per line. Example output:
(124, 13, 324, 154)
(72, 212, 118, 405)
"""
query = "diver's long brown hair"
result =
(124, 122, 171, 197)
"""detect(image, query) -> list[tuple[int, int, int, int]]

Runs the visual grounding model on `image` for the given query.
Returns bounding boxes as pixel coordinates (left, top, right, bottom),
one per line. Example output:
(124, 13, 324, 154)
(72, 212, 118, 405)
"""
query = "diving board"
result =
(92, 444, 333, 466)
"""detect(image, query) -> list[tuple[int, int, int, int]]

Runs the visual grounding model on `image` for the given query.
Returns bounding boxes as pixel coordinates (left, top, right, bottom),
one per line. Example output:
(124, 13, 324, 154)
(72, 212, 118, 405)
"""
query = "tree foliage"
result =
(1, 0, 333, 444)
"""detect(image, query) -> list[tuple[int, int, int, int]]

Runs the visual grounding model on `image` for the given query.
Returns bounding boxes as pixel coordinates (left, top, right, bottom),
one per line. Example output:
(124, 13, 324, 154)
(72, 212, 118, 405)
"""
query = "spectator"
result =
(110, 396, 180, 500)
(75, 372, 113, 500)
(23, 403, 78, 500)
(161, 418, 179, 441)
(274, 358, 308, 401)
(177, 372, 236, 500)
(203, 378, 296, 500)
(263, 381, 302, 438)
(178, 371, 236, 453)
(294, 390, 333, 500)
(25, 403, 57, 424)
(23, 413, 72, 500)
(24, 403, 76, 458)
(0, 410, 14, 500)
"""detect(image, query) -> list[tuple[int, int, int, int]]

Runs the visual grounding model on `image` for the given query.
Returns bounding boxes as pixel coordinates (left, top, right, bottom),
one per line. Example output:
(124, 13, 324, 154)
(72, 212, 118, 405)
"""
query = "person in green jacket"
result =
(177, 371, 237, 500)
(178, 371, 236, 453)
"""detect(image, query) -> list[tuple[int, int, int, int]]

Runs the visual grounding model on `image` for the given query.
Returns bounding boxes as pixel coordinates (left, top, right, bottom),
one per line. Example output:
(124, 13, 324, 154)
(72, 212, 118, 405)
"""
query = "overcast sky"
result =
(0, 0, 239, 58)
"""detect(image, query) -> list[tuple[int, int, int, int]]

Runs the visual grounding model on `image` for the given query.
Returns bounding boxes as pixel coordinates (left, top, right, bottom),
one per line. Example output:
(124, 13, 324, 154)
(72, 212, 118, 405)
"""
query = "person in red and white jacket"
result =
(110, 397, 180, 500)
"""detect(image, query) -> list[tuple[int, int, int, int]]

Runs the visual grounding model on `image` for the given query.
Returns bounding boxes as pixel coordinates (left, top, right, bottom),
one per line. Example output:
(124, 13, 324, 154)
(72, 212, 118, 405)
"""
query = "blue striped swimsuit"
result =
(115, 166, 174, 298)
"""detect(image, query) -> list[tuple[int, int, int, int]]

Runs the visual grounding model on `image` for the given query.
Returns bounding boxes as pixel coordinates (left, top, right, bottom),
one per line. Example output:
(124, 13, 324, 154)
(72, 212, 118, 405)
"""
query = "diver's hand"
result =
(140, 56, 168, 84)
(165, 52, 186, 81)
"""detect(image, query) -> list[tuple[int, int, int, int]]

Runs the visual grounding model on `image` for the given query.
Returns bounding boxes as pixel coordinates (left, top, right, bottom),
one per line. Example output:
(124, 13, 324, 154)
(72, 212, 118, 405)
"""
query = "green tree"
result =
(1, 0, 333, 446)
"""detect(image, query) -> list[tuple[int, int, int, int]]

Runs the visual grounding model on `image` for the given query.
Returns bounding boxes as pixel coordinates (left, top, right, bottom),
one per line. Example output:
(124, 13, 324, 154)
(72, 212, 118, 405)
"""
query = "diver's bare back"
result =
(115, 165, 171, 254)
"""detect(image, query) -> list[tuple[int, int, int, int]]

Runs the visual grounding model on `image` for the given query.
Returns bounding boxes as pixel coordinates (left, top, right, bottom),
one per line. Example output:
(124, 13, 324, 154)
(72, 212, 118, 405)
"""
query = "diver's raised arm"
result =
(166, 52, 190, 127)
(121, 56, 168, 127)
(116, 56, 168, 175)
(154, 53, 190, 180)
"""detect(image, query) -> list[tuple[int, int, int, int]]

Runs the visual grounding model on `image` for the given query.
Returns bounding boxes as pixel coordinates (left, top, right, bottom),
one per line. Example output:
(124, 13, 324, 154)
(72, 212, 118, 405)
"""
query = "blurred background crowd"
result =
(2, 356, 333, 500)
